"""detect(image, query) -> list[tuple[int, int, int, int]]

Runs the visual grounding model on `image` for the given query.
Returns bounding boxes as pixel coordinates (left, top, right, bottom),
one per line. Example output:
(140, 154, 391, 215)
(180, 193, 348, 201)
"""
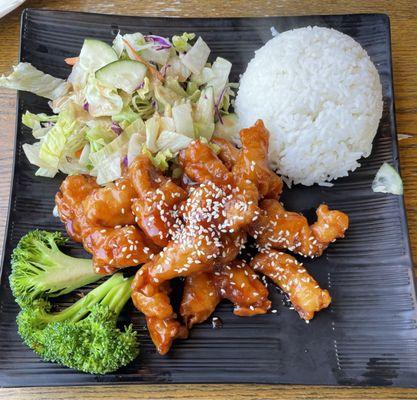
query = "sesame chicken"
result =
(250, 199, 349, 257)
(251, 250, 331, 321)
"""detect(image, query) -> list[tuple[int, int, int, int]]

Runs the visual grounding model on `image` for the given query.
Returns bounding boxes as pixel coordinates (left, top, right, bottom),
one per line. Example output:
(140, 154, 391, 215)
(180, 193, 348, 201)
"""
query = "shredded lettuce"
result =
(86, 122, 117, 154)
(163, 55, 191, 82)
(124, 118, 146, 138)
(200, 136, 221, 154)
(207, 57, 232, 103)
(127, 133, 145, 165)
(78, 144, 91, 168)
(193, 87, 215, 139)
(67, 62, 89, 91)
(213, 113, 240, 145)
(172, 102, 194, 138)
(145, 114, 160, 153)
(136, 77, 151, 100)
(22, 112, 58, 139)
(0, 63, 70, 100)
(180, 37, 210, 74)
(112, 106, 139, 125)
(172, 32, 196, 53)
(142, 146, 173, 171)
(116, 32, 170, 66)
(37, 105, 86, 173)
(79, 39, 118, 72)
(165, 77, 187, 97)
(89, 130, 134, 184)
(22, 112, 59, 129)
(156, 130, 193, 154)
(112, 33, 125, 58)
(85, 77, 123, 117)
(153, 82, 182, 109)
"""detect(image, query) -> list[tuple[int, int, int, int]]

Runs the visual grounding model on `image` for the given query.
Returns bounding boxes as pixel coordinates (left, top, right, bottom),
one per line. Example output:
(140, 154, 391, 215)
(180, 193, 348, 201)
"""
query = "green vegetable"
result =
(131, 97, 154, 121)
(372, 162, 403, 195)
(180, 37, 211, 75)
(172, 102, 194, 138)
(0, 62, 70, 100)
(172, 32, 196, 53)
(85, 76, 123, 117)
(79, 38, 118, 73)
(193, 86, 215, 139)
(22, 104, 88, 177)
(213, 113, 240, 145)
(22, 112, 59, 129)
(156, 130, 193, 154)
(38, 106, 87, 170)
(112, 106, 140, 125)
(142, 146, 173, 171)
(17, 273, 138, 374)
(9, 230, 101, 307)
(165, 77, 187, 97)
(89, 129, 134, 184)
(96, 60, 147, 94)
(86, 122, 117, 154)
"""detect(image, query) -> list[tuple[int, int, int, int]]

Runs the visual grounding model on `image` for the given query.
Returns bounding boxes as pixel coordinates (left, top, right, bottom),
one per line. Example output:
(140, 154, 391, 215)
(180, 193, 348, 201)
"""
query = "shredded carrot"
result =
(65, 57, 79, 66)
(74, 148, 83, 158)
(122, 39, 164, 81)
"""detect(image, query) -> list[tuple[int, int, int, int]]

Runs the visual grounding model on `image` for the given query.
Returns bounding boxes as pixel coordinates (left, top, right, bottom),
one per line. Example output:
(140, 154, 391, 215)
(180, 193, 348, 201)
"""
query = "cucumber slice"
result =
(96, 60, 147, 94)
(79, 38, 118, 72)
(372, 162, 403, 195)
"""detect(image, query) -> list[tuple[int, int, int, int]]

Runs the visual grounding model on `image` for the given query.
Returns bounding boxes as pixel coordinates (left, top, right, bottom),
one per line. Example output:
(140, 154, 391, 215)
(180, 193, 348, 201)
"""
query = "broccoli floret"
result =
(17, 273, 139, 374)
(10, 230, 101, 307)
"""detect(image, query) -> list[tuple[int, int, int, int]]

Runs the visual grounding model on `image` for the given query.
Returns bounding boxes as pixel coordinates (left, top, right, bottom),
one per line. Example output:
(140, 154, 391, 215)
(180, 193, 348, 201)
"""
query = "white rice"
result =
(235, 26, 383, 186)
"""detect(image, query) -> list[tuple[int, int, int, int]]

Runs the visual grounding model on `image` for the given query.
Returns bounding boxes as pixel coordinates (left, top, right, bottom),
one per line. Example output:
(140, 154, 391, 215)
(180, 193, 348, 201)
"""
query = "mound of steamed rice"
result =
(235, 26, 383, 186)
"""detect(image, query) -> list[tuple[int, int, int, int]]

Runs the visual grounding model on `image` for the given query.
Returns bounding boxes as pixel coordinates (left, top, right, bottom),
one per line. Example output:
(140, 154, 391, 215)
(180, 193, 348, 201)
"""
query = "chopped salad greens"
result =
(0, 32, 239, 184)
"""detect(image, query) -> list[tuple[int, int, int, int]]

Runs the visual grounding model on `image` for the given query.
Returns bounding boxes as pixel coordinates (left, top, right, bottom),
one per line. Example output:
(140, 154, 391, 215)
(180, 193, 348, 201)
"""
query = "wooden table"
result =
(1, 0, 417, 398)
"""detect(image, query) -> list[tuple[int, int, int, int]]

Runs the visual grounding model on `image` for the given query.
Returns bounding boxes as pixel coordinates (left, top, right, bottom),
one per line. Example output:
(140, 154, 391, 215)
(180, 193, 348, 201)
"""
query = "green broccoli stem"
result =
(35, 240, 100, 297)
(100, 277, 134, 316)
(40, 273, 127, 324)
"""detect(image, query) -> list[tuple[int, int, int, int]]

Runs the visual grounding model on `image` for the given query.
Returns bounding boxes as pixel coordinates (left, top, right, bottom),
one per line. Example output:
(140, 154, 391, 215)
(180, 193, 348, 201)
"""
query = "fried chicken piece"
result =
(250, 199, 349, 257)
(147, 225, 220, 283)
(129, 155, 187, 247)
(131, 265, 188, 355)
(213, 260, 271, 316)
(55, 175, 100, 242)
(82, 177, 136, 227)
(224, 120, 283, 231)
(180, 181, 226, 229)
(83, 225, 158, 273)
(311, 204, 350, 244)
(179, 140, 235, 188)
(146, 317, 188, 355)
(251, 250, 331, 321)
(179, 140, 258, 232)
(211, 137, 239, 170)
(217, 231, 247, 264)
(56, 175, 158, 274)
(180, 272, 221, 328)
(232, 119, 283, 200)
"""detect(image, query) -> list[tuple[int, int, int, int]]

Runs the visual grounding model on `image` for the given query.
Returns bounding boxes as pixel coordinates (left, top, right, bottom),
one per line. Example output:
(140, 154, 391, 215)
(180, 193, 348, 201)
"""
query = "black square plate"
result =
(1, 9, 416, 388)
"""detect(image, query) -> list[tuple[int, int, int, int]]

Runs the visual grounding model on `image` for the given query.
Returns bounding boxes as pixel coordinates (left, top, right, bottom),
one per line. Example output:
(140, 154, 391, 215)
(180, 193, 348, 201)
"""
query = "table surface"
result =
(1, 0, 417, 399)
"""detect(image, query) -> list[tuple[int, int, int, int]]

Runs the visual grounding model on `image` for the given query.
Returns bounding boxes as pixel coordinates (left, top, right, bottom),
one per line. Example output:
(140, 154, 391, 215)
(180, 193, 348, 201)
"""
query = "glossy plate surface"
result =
(0, 9, 416, 387)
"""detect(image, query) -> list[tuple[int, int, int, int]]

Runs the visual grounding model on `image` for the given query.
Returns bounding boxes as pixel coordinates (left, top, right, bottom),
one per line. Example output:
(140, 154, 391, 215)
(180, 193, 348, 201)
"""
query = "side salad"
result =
(0, 32, 239, 184)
